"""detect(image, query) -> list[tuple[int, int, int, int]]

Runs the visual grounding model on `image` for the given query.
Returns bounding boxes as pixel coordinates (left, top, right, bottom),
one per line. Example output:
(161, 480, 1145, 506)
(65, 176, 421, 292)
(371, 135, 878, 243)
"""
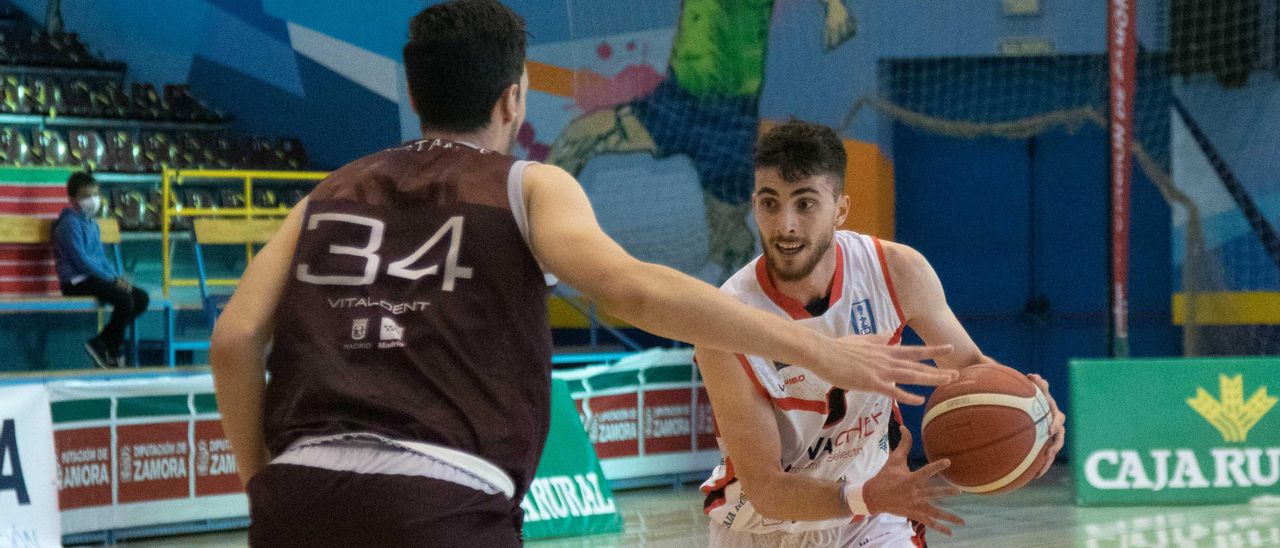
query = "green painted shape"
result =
(193, 393, 218, 414)
(645, 364, 694, 384)
(669, 0, 772, 97)
(583, 370, 640, 392)
(522, 378, 624, 539)
(52, 398, 111, 423)
(1070, 357, 1280, 506)
(0, 166, 77, 184)
(117, 395, 190, 418)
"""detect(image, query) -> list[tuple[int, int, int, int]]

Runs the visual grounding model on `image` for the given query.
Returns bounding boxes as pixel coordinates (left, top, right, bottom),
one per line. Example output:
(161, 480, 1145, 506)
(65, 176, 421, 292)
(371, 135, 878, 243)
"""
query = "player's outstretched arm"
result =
(209, 198, 307, 486)
(524, 164, 957, 401)
(884, 240, 1064, 476)
(697, 346, 855, 521)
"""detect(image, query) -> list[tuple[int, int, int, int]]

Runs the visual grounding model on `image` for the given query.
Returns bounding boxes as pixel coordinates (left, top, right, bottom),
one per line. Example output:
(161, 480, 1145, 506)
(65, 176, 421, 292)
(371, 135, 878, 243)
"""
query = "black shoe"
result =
(84, 338, 114, 369)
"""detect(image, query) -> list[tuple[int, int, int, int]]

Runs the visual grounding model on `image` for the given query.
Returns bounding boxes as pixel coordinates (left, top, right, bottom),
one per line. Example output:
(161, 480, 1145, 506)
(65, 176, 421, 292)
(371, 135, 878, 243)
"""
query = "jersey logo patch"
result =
(380, 317, 405, 341)
(851, 299, 877, 335)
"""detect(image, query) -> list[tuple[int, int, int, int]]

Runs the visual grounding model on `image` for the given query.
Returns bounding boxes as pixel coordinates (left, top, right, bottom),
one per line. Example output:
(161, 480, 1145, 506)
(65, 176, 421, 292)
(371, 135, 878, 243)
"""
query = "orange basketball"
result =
(920, 363, 1052, 495)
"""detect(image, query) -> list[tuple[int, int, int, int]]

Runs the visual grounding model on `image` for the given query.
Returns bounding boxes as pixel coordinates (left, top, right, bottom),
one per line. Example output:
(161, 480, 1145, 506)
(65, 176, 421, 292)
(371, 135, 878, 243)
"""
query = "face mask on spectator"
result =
(77, 196, 101, 216)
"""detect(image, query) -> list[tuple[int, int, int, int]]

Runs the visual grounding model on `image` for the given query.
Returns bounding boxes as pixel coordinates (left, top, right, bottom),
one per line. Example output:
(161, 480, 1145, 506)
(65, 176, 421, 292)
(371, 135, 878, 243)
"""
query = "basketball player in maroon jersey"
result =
(698, 122, 1066, 546)
(209, 1, 957, 545)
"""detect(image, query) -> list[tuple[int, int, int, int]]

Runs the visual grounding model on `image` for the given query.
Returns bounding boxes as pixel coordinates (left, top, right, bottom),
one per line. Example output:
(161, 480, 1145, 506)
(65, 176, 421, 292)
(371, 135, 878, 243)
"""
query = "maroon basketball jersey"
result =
(264, 139, 552, 497)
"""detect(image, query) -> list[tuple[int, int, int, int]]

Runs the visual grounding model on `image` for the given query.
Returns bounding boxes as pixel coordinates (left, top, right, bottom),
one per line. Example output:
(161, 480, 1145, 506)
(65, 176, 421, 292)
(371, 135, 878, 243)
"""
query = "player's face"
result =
(752, 169, 847, 282)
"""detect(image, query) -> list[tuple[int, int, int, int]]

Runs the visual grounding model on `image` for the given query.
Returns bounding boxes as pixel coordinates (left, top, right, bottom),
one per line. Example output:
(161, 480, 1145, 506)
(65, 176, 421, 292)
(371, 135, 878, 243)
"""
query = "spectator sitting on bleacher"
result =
(52, 172, 149, 368)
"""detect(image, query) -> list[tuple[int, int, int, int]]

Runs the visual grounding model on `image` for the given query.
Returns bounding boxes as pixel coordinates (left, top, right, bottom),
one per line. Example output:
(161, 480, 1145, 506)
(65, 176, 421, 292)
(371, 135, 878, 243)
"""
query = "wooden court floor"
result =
(120, 466, 1280, 547)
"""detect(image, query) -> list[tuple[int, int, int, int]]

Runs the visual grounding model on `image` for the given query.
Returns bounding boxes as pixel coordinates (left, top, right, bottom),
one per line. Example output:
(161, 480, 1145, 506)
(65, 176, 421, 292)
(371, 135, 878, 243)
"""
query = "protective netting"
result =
(837, 1, 1280, 356)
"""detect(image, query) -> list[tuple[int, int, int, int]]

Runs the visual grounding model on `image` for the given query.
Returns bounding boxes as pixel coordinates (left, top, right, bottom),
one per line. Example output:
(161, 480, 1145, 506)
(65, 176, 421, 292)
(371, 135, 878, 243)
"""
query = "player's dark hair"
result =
(66, 171, 97, 197)
(403, 0, 527, 133)
(754, 120, 847, 196)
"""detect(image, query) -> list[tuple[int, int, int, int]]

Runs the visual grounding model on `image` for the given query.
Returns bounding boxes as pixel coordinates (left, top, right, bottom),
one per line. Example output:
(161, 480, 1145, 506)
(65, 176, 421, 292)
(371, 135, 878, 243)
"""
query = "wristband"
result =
(840, 481, 868, 516)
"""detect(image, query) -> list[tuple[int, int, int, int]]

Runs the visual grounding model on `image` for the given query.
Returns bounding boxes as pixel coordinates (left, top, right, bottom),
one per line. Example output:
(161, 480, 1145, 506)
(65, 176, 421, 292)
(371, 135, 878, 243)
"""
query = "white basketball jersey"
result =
(702, 231, 906, 535)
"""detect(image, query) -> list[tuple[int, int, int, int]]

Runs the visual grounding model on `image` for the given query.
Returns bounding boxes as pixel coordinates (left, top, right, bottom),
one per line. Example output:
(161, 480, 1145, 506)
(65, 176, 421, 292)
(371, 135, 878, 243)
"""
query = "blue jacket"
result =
(52, 207, 117, 285)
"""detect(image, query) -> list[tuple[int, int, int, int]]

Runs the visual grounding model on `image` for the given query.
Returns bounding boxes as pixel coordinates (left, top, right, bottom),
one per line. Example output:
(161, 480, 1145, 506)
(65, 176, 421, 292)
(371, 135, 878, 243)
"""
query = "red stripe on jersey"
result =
(736, 354, 829, 414)
(754, 243, 845, 320)
(702, 459, 737, 514)
(911, 519, 928, 547)
(736, 353, 770, 399)
(771, 396, 827, 414)
(701, 458, 737, 494)
(872, 237, 906, 330)
(888, 323, 906, 346)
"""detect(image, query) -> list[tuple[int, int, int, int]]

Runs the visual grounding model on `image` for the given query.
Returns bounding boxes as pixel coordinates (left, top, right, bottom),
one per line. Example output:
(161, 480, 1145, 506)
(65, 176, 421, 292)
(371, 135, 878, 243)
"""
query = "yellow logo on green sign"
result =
(1186, 374, 1276, 443)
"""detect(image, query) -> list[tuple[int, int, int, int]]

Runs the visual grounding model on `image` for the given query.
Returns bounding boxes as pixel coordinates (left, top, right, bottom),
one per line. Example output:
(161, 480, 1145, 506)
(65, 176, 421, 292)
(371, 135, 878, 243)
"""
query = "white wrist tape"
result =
(841, 481, 869, 516)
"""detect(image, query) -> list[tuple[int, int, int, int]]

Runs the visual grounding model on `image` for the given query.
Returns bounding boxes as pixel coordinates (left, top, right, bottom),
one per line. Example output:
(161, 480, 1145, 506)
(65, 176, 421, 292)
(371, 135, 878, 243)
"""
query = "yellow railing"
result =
(161, 168, 328, 297)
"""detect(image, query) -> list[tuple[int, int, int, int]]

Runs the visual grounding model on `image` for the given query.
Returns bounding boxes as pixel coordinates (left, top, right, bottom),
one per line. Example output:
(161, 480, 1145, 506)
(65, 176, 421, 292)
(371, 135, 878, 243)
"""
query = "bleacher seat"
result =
(2, 74, 32, 113)
(68, 129, 105, 170)
(31, 128, 69, 166)
(0, 126, 29, 165)
(168, 217, 281, 364)
(102, 130, 142, 172)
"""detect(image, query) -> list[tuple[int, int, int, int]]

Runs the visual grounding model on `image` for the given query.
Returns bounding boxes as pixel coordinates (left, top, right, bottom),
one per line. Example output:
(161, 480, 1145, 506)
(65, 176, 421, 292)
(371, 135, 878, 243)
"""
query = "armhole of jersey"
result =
(734, 353, 771, 399)
(507, 160, 558, 286)
(872, 237, 907, 344)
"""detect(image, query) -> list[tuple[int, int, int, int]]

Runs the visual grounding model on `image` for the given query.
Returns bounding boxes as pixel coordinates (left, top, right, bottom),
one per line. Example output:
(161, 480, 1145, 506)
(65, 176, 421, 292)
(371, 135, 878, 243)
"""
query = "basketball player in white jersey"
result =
(698, 121, 1066, 547)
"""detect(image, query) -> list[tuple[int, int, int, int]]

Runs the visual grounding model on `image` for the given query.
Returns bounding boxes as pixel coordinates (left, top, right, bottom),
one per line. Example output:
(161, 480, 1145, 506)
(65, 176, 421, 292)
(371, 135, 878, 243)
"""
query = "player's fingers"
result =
(1035, 456, 1053, 479)
(891, 344, 955, 362)
(1051, 427, 1066, 454)
(1027, 373, 1047, 389)
(886, 362, 959, 387)
(892, 385, 926, 406)
(915, 458, 950, 479)
(929, 504, 966, 526)
(917, 516, 952, 537)
(896, 425, 914, 454)
(926, 485, 962, 499)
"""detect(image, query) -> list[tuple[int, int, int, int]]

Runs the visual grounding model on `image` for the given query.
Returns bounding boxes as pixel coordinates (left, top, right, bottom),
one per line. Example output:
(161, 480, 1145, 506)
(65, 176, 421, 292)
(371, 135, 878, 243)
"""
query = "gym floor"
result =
(117, 466, 1279, 547)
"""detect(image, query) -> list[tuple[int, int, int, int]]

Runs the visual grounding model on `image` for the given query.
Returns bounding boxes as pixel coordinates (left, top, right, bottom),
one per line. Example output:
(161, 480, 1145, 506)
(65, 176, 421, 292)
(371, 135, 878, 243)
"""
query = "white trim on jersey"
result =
(506, 159, 557, 286)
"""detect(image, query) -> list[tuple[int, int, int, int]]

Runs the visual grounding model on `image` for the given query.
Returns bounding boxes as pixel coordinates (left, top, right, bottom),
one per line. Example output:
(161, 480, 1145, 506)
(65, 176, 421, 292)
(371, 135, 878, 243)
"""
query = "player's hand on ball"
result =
(1027, 373, 1065, 479)
(863, 426, 965, 535)
(820, 334, 957, 405)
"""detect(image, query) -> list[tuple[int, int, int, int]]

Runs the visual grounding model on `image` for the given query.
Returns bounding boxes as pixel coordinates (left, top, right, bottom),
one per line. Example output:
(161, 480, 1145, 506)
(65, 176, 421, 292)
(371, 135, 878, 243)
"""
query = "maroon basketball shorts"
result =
(247, 463, 522, 547)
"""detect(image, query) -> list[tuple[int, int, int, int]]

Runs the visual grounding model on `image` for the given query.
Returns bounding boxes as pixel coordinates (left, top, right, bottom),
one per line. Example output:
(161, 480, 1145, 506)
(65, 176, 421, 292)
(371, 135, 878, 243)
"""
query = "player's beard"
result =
(763, 228, 834, 283)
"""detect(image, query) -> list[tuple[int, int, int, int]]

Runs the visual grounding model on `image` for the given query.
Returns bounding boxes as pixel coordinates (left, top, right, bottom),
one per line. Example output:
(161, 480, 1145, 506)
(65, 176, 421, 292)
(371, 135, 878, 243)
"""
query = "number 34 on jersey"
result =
(294, 213, 472, 291)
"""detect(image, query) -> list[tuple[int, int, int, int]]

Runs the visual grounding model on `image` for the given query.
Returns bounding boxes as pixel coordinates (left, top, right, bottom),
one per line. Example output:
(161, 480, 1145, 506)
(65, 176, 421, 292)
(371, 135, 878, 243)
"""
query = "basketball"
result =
(920, 363, 1052, 495)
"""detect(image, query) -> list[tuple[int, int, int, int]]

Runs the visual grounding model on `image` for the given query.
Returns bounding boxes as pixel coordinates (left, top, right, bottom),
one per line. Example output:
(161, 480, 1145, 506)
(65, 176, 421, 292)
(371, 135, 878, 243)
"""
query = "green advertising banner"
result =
(1071, 358, 1280, 506)
(521, 378, 625, 539)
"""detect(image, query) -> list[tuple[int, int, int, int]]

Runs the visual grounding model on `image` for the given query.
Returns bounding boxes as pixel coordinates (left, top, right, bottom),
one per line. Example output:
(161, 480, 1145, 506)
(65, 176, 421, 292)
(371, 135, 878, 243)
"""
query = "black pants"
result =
(62, 278, 149, 353)
(248, 464, 522, 547)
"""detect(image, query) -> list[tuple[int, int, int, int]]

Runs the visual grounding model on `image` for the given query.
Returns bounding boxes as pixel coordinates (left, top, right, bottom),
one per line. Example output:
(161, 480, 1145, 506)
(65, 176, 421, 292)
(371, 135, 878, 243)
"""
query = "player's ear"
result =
(499, 83, 520, 124)
(834, 192, 850, 227)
